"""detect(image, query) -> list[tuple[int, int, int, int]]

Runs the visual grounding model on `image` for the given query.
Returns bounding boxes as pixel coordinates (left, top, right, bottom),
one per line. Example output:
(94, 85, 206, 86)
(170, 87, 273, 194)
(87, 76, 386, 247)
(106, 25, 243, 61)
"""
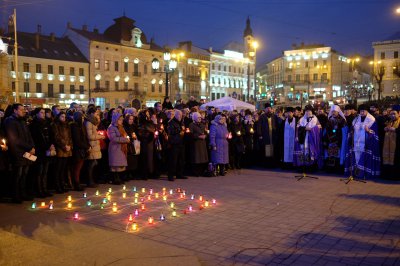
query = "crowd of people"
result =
(0, 96, 399, 204)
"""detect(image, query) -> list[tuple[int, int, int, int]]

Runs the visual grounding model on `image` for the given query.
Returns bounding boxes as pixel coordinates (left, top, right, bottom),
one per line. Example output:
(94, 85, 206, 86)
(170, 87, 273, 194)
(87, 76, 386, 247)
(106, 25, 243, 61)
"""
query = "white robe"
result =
(284, 118, 296, 163)
(298, 115, 318, 157)
(353, 113, 375, 164)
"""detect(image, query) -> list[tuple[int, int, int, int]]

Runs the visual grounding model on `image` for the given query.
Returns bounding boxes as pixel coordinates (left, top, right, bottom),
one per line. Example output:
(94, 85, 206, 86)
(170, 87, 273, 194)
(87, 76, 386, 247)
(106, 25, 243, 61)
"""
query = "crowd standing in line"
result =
(0, 96, 399, 204)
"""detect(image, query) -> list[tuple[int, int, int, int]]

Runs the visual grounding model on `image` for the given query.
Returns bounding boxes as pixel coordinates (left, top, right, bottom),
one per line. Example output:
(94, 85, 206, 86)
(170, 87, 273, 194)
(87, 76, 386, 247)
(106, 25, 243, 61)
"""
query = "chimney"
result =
(93, 28, 99, 34)
(35, 25, 41, 49)
(82, 25, 88, 31)
(50, 32, 55, 42)
(67, 22, 72, 29)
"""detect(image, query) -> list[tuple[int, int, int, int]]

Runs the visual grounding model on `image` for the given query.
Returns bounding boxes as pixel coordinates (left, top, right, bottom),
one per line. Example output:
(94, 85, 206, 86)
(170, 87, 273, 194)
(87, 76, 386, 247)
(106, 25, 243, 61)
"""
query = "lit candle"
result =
(95, 190, 99, 196)
(133, 186, 137, 192)
(1, 139, 5, 145)
(237, 131, 241, 136)
(83, 192, 87, 198)
(162, 187, 166, 192)
(31, 202, 36, 209)
(140, 197, 145, 202)
(228, 132, 232, 139)
(155, 193, 159, 199)
(186, 128, 190, 133)
(107, 194, 111, 201)
(188, 204, 193, 212)
(155, 131, 159, 136)
(86, 200, 92, 207)
(108, 188, 112, 193)
(149, 188, 153, 195)
(191, 194, 195, 200)
(134, 193, 139, 198)
(41, 201, 46, 207)
(199, 205, 204, 210)
(134, 209, 139, 216)
(134, 198, 138, 204)
(148, 216, 154, 224)
(141, 203, 145, 211)
(102, 198, 107, 204)
(128, 214, 133, 222)
(123, 185, 126, 191)
(250, 127, 254, 134)
(162, 195, 167, 201)
(147, 195, 151, 201)
(160, 124, 164, 130)
(73, 212, 79, 220)
(180, 193, 185, 199)
(170, 202, 175, 208)
(169, 189, 173, 195)
(67, 202, 72, 209)
(67, 195, 72, 202)
(199, 195, 203, 202)
(112, 202, 117, 213)
(122, 192, 127, 199)
(206, 129, 210, 134)
(172, 209, 177, 217)
(141, 188, 146, 193)
(132, 222, 138, 231)
(212, 199, 217, 205)
(204, 200, 209, 208)
(160, 214, 166, 221)
(49, 202, 53, 210)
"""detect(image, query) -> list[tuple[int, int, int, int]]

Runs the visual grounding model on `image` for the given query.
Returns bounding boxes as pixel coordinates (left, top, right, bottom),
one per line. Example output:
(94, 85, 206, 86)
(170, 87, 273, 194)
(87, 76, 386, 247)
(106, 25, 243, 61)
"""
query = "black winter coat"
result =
(168, 118, 184, 146)
(70, 121, 90, 160)
(29, 117, 52, 160)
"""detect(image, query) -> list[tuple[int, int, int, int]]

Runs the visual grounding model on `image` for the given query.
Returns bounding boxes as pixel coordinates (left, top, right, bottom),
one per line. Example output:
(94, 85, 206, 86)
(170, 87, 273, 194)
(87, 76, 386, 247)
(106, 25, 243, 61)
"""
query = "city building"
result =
(259, 43, 371, 106)
(66, 16, 167, 109)
(372, 33, 400, 98)
(2, 26, 89, 107)
(209, 18, 257, 102)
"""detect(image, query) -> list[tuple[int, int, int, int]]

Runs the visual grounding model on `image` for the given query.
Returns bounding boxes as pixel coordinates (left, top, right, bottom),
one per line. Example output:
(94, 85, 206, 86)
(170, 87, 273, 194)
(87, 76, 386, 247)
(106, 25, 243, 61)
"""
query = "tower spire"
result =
(243, 16, 253, 37)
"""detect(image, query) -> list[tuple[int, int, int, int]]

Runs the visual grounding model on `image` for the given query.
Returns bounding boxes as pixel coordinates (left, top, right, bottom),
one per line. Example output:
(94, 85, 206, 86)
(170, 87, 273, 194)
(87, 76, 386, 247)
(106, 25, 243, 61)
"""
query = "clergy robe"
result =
(344, 113, 380, 178)
(283, 117, 296, 163)
(382, 118, 400, 179)
(293, 115, 323, 168)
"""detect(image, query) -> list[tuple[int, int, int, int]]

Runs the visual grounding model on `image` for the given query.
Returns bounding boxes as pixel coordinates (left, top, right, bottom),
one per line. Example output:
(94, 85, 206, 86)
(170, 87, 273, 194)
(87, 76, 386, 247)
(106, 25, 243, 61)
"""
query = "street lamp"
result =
(247, 40, 258, 102)
(151, 51, 177, 98)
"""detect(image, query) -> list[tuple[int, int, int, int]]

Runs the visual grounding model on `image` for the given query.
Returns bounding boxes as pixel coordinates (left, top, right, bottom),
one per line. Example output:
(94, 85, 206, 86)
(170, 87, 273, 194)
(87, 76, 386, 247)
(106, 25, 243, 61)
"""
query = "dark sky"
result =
(1, 0, 399, 67)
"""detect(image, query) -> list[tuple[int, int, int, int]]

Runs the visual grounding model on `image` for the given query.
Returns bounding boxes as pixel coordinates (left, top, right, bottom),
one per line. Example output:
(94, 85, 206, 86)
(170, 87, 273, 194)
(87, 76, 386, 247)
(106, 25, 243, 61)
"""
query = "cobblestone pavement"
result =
(1, 168, 400, 266)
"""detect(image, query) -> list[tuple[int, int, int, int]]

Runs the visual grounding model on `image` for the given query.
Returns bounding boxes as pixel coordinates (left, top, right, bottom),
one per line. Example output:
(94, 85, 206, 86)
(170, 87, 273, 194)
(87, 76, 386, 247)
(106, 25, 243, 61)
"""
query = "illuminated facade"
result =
(66, 16, 167, 108)
(3, 29, 89, 107)
(372, 37, 400, 97)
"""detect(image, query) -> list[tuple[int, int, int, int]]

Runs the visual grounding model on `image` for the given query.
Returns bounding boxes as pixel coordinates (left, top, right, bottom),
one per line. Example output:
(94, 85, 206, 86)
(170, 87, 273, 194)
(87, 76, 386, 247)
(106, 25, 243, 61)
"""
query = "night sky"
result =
(1, 0, 399, 67)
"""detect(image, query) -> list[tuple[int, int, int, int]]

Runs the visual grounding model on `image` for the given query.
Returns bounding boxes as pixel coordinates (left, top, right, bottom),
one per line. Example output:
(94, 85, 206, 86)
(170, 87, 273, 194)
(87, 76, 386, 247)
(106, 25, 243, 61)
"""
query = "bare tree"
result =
(374, 65, 385, 101)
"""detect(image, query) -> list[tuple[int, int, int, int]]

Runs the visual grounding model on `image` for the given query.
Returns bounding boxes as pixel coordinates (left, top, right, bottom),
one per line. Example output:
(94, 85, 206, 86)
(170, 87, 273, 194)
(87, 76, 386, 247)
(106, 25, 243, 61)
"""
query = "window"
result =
(59, 84, 65, 94)
(395, 51, 399, 59)
(134, 83, 139, 91)
(133, 63, 139, 76)
(313, 73, 318, 81)
(224, 65, 227, 72)
(296, 74, 300, 81)
(36, 83, 42, 93)
(151, 83, 155, 92)
(304, 74, 309, 81)
(314, 61, 317, 67)
(218, 64, 221, 71)
(287, 75, 292, 82)
(79, 85, 84, 94)
(212, 63, 215, 70)
(79, 68, 84, 76)
(229, 66, 232, 72)
(94, 59, 100, 69)
(48, 65, 54, 74)
(124, 62, 128, 72)
(70, 67, 75, 75)
(233, 67, 236, 73)
(144, 64, 147, 75)
(59, 66, 64, 75)
(95, 80, 100, 89)
(212, 77, 215, 84)
(115, 61, 119, 71)
(23, 63, 29, 72)
(23, 82, 29, 92)
(321, 73, 328, 81)
(11, 62, 15, 71)
(124, 81, 128, 90)
(70, 85, 75, 94)
(36, 64, 42, 73)
(105, 80, 110, 90)
(105, 60, 110, 71)
(48, 84, 54, 97)
(305, 62, 309, 68)
(159, 84, 162, 93)
(381, 52, 385, 60)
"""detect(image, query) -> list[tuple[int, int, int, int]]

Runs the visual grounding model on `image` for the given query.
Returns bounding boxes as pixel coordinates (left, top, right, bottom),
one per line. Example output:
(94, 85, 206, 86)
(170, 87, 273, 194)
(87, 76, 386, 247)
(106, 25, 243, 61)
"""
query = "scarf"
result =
(118, 124, 128, 156)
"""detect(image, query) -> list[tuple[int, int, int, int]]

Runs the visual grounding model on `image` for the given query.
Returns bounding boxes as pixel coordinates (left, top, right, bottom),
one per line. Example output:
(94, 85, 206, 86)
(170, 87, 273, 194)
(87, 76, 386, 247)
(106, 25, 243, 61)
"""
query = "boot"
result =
(112, 172, 122, 185)
(219, 165, 225, 176)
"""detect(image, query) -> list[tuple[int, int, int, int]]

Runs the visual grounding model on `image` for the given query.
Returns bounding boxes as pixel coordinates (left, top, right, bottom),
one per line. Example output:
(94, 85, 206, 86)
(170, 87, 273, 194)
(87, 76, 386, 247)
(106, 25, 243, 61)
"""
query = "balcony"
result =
(92, 87, 110, 93)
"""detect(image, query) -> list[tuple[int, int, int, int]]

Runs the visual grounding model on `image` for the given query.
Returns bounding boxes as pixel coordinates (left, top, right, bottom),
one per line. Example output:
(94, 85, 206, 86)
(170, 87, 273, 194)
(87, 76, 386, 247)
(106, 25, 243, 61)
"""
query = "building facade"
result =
(372, 37, 400, 98)
(2, 29, 89, 108)
(66, 16, 169, 109)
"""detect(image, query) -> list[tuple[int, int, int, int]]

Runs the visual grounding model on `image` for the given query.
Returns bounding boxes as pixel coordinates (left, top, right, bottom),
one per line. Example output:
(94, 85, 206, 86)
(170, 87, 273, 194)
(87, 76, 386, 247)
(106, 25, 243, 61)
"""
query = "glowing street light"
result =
(151, 50, 178, 98)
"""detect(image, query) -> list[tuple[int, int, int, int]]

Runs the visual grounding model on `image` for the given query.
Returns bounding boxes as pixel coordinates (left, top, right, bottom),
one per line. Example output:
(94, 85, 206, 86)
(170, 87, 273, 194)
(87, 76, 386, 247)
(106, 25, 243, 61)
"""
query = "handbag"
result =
(133, 139, 141, 155)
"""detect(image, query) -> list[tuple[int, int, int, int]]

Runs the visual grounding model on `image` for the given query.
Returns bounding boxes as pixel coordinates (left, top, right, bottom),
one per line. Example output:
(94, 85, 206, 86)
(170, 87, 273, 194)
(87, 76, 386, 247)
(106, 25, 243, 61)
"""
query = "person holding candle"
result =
(242, 109, 255, 168)
(167, 110, 187, 181)
(209, 114, 229, 176)
(51, 112, 73, 193)
(137, 109, 156, 180)
(381, 105, 400, 179)
(228, 114, 245, 170)
(107, 113, 130, 185)
(189, 112, 208, 176)
(0, 114, 9, 200)
(123, 114, 139, 180)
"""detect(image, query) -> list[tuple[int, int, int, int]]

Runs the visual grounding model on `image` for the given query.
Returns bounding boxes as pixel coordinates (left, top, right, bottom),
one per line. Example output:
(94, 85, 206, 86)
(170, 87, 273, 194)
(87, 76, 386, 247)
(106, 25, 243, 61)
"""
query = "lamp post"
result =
(152, 51, 177, 98)
(247, 40, 258, 102)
